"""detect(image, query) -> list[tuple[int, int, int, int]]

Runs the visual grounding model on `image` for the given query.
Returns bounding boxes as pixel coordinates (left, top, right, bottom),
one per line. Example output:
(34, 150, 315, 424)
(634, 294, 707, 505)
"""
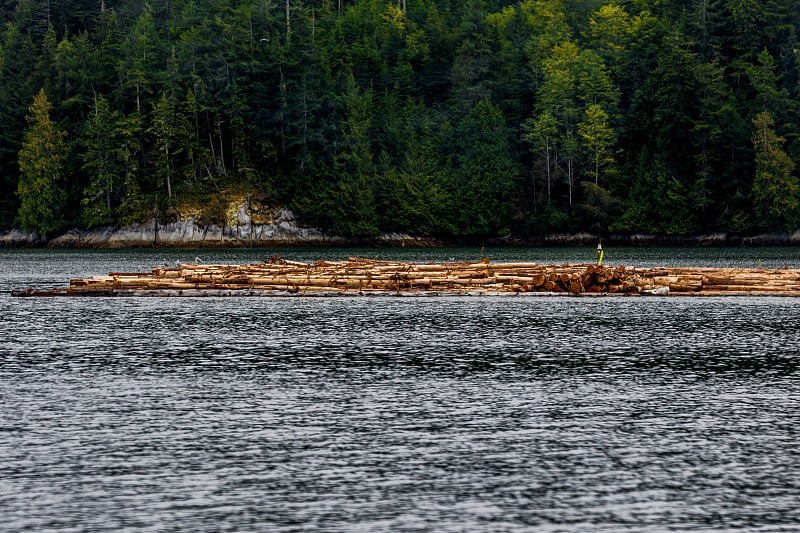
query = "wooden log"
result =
(702, 284, 800, 292)
(495, 275, 540, 283)
(702, 275, 793, 286)
(669, 283, 702, 292)
(24, 261, 800, 297)
(652, 275, 680, 286)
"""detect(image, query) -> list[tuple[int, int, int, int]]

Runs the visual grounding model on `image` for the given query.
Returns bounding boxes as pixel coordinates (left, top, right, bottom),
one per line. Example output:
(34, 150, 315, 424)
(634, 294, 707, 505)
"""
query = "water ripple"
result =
(2, 250, 800, 531)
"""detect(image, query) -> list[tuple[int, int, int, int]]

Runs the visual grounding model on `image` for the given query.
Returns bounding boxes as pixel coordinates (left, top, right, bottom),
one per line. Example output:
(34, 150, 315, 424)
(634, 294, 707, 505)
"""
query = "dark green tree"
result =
(447, 99, 519, 235)
(118, 9, 161, 114)
(376, 96, 453, 234)
(0, 22, 38, 227)
(80, 94, 123, 227)
(331, 76, 379, 236)
(149, 92, 191, 208)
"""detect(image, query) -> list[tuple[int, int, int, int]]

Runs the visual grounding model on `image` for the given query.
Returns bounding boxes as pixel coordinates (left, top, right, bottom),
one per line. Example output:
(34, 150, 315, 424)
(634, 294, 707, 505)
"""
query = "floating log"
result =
(10, 258, 800, 297)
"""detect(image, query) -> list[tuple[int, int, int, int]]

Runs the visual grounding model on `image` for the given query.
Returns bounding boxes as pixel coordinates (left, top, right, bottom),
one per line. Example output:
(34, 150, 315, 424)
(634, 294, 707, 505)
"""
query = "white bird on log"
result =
(195, 256, 203, 264)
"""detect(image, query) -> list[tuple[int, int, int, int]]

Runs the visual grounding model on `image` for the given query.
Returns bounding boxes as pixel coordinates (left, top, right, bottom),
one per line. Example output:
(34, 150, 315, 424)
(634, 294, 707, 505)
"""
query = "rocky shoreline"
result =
(0, 209, 446, 248)
(496, 231, 800, 247)
(3, 224, 800, 249)
(2, 208, 800, 248)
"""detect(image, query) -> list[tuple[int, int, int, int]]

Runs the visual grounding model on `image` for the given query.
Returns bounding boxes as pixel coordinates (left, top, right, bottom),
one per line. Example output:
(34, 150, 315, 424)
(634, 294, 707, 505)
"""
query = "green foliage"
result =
(0, 22, 38, 227)
(2, 0, 800, 239)
(81, 95, 119, 227)
(148, 92, 192, 207)
(612, 160, 698, 234)
(751, 112, 800, 231)
(17, 88, 67, 236)
(330, 77, 379, 236)
(446, 99, 519, 235)
(578, 103, 616, 185)
(532, 205, 573, 233)
(375, 97, 454, 234)
(523, 110, 558, 206)
(580, 181, 619, 230)
(80, 94, 149, 227)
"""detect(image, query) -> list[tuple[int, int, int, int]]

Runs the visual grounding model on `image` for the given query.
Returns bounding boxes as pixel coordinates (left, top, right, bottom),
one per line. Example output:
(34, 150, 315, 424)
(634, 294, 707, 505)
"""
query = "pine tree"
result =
(149, 92, 190, 208)
(332, 76, 378, 236)
(449, 99, 518, 234)
(17, 88, 67, 237)
(81, 94, 121, 227)
(751, 111, 800, 232)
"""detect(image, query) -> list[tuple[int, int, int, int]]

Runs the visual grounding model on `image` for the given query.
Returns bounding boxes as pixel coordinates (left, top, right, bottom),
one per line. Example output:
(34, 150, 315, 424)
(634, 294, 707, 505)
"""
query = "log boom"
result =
(11, 258, 800, 297)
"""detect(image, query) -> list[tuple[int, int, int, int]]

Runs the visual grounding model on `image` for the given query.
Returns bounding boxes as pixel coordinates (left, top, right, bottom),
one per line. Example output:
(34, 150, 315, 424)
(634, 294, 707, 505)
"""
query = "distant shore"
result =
(2, 220, 800, 249)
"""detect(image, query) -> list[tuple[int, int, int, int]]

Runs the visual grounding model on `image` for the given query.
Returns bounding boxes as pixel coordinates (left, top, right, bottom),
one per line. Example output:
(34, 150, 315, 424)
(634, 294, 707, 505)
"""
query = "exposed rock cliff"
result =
(45, 208, 343, 248)
(0, 205, 439, 248)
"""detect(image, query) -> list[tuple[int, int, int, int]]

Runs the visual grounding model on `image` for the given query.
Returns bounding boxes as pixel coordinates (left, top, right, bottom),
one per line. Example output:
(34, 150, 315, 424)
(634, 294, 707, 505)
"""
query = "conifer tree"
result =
(332, 76, 378, 235)
(81, 94, 120, 227)
(751, 111, 800, 232)
(17, 88, 67, 237)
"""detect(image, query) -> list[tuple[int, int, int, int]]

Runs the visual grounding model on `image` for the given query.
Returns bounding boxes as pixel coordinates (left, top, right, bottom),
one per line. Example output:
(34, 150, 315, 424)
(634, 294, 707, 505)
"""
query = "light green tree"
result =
(537, 41, 617, 205)
(587, 4, 633, 61)
(751, 111, 800, 232)
(17, 88, 67, 237)
(578, 104, 616, 185)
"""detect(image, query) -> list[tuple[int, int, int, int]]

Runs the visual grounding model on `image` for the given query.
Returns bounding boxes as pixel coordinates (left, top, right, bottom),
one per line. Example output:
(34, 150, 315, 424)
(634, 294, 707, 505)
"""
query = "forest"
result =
(2, 0, 800, 239)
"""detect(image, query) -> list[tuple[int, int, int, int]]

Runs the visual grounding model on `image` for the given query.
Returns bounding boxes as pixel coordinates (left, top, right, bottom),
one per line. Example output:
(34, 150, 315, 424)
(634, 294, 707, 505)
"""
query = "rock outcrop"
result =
(0, 208, 440, 248)
(44, 209, 345, 248)
(0, 229, 45, 247)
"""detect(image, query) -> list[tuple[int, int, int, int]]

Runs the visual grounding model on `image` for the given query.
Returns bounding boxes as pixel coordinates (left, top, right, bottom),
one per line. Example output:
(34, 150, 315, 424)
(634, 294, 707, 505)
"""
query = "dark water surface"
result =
(1, 247, 799, 532)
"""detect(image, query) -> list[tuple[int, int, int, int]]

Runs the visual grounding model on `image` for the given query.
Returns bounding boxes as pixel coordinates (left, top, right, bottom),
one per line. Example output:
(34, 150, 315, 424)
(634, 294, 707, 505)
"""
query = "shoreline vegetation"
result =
(2, 217, 800, 249)
(4, 2, 800, 243)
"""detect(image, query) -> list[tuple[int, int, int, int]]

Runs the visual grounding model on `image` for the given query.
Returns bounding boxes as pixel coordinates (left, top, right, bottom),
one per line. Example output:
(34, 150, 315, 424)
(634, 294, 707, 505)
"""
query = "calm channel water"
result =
(1, 247, 799, 532)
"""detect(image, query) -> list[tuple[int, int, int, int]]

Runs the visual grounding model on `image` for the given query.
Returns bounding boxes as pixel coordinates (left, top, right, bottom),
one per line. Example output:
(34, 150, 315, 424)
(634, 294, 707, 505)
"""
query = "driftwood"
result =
(11, 257, 800, 296)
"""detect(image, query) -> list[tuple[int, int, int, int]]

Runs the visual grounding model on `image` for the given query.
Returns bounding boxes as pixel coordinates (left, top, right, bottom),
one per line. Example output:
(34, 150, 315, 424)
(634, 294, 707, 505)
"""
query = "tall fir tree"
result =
(80, 94, 122, 227)
(751, 111, 800, 232)
(17, 88, 67, 237)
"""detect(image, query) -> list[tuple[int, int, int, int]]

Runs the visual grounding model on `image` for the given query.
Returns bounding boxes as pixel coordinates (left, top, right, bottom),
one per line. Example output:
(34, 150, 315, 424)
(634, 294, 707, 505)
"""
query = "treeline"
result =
(2, 0, 800, 238)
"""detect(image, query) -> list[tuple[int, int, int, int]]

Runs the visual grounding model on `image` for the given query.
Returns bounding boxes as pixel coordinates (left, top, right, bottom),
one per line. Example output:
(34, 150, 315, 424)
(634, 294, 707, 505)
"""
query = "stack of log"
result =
(63, 257, 635, 295)
(634, 266, 800, 294)
(11, 258, 800, 297)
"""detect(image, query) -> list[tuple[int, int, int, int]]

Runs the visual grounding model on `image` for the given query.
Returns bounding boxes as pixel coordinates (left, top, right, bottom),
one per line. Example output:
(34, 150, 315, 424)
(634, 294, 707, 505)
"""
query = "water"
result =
(1, 247, 800, 532)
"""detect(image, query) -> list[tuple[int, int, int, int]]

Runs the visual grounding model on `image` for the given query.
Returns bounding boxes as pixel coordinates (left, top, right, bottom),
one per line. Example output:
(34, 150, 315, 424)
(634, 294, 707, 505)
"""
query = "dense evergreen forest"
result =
(2, 0, 800, 239)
